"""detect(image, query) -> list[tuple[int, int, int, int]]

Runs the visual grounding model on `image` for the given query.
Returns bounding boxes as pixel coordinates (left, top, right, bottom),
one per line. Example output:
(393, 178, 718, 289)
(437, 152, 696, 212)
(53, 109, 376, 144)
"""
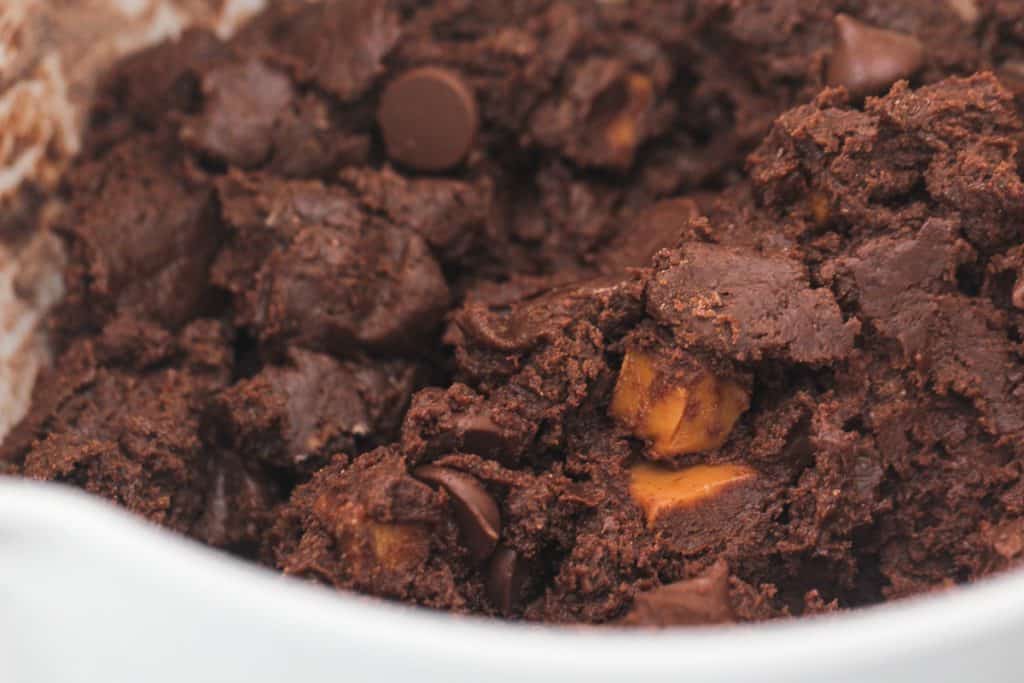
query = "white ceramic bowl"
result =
(2, 477, 1023, 683)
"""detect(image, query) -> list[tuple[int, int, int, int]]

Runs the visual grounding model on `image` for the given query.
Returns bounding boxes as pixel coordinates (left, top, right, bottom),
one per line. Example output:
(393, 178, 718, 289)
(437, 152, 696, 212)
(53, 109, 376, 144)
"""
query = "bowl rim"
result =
(3, 477, 1023, 679)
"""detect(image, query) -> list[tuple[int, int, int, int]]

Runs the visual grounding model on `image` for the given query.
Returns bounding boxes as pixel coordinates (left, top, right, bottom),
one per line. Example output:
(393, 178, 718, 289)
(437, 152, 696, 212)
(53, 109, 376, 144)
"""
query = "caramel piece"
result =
(610, 349, 748, 457)
(312, 492, 429, 575)
(604, 73, 654, 162)
(810, 192, 831, 225)
(629, 462, 755, 525)
(369, 521, 427, 571)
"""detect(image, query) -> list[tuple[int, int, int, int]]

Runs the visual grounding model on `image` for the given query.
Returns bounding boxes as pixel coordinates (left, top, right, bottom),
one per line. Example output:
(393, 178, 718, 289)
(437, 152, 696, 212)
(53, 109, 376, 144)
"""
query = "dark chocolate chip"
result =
(621, 560, 735, 628)
(827, 14, 925, 98)
(457, 413, 510, 456)
(486, 545, 529, 614)
(378, 67, 478, 172)
(413, 464, 500, 562)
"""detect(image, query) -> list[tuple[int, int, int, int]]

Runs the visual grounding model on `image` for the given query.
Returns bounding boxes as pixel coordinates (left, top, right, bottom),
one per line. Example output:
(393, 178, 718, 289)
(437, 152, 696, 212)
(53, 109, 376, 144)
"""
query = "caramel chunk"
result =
(602, 73, 655, 168)
(629, 462, 756, 525)
(610, 349, 749, 457)
(810, 192, 831, 225)
(306, 498, 430, 577)
(274, 448, 443, 599)
(369, 522, 429, 571)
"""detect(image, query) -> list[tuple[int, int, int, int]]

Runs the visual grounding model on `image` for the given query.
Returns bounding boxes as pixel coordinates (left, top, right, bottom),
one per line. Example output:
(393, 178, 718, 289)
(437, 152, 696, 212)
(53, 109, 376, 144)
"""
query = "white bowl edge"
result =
(1, 478, 1023, 683)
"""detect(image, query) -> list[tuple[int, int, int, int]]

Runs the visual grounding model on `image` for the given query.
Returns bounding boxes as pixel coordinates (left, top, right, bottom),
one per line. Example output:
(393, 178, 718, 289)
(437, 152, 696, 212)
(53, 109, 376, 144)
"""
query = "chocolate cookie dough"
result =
(6, 0, 1024, 627)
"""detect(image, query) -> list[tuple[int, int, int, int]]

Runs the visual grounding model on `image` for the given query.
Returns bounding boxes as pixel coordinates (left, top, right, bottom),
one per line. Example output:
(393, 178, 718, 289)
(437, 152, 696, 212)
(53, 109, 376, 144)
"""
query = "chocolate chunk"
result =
(194, 452, 276, 551)
(486, 546, 529, 614)
(827, 14, 925, 98)
(378, 67, 479, 172)
(414, 464, 501, 562)
(182, 59, 295, 169)
(622, 561, 735, 627)
(455, 274, 644, 355)
(831, 219, 970, 318)
(457, 413, 511, 457)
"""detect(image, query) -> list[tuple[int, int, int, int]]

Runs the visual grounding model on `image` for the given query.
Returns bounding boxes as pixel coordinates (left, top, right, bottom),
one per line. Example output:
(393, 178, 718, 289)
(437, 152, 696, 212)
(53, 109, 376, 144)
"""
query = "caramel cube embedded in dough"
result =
(603, 74, 654, 165)
(810, 192, 831, 224)
(312, 494, 430, 575)
(610, 349, 749, 457)
(629, 461, 756, 526)
(598, 72, 655, 167)
(369, 522, 427, 571)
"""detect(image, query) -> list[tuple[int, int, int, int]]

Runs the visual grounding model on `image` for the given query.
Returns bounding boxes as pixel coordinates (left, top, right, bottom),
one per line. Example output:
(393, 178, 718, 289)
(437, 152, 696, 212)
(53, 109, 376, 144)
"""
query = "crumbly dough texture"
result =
(0, 0, 267, 454)
(5, 0, 1024, 627)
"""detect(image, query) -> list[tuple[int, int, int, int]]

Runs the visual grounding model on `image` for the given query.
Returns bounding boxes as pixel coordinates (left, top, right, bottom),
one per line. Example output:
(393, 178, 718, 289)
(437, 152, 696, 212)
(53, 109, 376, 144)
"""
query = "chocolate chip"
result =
(621, 560, 735, 627)
(457, 413, 510, 456)
(486, 545, 529, 614)
(827, 14, 925, 98)
(378, 67, 478, 172)
(413, 464, 500, 562)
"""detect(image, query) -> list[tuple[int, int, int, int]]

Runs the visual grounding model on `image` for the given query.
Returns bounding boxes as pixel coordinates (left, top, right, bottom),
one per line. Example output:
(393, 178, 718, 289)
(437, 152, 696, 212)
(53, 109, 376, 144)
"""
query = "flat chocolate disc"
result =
(377, 66, 478, 172)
